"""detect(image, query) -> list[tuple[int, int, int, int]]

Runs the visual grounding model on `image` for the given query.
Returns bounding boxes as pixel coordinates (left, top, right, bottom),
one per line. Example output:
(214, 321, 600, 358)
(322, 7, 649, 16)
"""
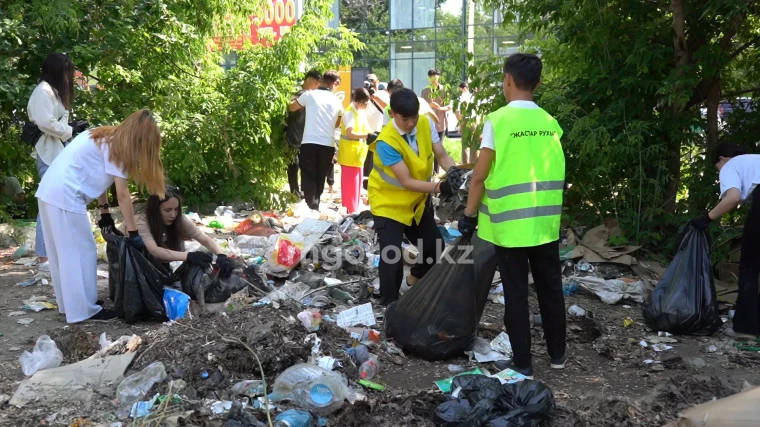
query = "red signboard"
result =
(214, 0, 298, 49)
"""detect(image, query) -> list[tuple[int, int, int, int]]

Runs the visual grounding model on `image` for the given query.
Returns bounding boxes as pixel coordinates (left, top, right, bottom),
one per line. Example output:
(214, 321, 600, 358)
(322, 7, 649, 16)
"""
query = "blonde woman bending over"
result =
(35, 109, 165, 323)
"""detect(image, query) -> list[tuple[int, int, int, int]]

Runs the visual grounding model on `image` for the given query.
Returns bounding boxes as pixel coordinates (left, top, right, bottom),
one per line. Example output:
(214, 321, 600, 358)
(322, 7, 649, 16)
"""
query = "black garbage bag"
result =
(642, 224, 722, 335)
(435, 377, 554, 427)
(106, 234, 172, 323)
(385, 234, 496, 360)
(487, 380, 555, 427)
(175, 259, 250, 303)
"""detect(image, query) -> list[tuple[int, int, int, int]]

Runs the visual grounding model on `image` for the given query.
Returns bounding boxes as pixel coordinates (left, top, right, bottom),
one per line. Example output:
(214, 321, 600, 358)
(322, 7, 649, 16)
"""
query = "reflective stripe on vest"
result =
(486, 180, 565, 199)
(479, 203, 563, 223)
(372, 164, 403, 188)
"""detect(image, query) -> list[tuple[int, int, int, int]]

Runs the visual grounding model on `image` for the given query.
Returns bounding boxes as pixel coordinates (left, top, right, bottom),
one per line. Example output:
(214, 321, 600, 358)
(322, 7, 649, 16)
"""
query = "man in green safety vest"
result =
(459, 53, 566, 378)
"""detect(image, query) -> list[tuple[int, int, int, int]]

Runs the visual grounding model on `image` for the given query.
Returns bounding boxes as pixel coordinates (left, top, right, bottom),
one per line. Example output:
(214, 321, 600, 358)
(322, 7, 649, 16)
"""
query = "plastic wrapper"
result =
(435, 376, 554, 427)
(385, 234, 497, 360)
(262, 231, 305, 277)
(174, 259, 249, 304)
(116, 362, 167, 406)
(163, 288, 190, 321)
(643, 225, 722, 335)
(19, 335, 63, 376)
(106, 234, 173, 324)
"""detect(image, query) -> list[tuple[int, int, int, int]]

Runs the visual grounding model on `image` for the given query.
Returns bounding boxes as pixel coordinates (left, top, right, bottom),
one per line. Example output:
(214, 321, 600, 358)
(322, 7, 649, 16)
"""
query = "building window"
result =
(391, 0, 435, 30)
(220, 51, 239, 71)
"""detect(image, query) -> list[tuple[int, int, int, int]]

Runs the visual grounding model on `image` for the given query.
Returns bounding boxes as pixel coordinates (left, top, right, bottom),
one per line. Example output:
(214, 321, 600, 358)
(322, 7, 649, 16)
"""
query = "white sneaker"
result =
(38, 261, 50, 272)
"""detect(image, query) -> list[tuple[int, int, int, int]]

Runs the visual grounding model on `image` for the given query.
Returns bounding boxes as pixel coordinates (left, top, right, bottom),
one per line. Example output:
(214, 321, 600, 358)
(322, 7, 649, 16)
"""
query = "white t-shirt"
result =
(719, 154, 760, 201)
(480, 100, 540, 150)
(298, 89, 344, 147)
(365, 101, 385, 132)
(36, 130, 127, 214)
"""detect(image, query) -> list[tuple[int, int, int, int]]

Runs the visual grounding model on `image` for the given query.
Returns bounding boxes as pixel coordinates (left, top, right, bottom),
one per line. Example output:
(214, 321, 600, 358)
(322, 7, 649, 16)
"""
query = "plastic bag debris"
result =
(116, 362, 167, 406)
(435, 368, 485, 393)
(271, 363, 349, 415)
(263, 231, 305, 277)
(571, 275, 645, 304)
(435, 376, 554, 427)
(106, 234, 173, 323)
(19, 335, 63, 376)
(163, 288, 190, 321)
(386, 234, 497, 360)
(231, 235, 270, 257)
(643, 225, 721, 335)
(297, 309, 323, 331)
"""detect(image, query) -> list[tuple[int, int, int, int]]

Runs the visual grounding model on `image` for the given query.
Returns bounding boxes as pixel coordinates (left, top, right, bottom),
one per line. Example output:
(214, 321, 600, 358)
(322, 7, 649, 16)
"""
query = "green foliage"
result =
(471, 0, 760, 253)
(0, 0, 362, 218)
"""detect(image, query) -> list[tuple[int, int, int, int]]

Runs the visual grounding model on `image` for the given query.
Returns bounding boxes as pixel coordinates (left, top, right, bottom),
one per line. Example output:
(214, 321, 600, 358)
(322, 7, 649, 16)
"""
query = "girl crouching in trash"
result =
(35, 109, 164, 323)
(121, 185, 233, 277)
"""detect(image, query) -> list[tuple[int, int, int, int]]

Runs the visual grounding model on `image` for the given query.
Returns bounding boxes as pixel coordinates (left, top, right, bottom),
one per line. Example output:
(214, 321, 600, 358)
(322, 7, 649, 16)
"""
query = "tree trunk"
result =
(705, 77, 721, 156)
(664, 0, 688, 214)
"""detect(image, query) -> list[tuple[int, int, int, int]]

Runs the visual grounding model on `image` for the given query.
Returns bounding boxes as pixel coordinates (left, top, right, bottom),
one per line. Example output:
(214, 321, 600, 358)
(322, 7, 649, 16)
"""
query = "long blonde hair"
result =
(91, 109, 165, 198)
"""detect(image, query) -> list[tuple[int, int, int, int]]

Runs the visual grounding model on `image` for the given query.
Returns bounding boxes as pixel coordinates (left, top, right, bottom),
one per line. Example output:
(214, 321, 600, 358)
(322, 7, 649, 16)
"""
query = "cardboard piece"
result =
(10, 352, 136, 407)
(292, 218, 333, 259)
(567, 224, 640, 265)
(715, 279, 739, 305)
(663, 386, 760, 427)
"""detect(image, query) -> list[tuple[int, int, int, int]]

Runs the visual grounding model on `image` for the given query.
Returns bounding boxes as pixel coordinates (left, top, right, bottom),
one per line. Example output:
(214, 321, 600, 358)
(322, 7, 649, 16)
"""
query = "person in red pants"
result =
(338, 88, 372, 213)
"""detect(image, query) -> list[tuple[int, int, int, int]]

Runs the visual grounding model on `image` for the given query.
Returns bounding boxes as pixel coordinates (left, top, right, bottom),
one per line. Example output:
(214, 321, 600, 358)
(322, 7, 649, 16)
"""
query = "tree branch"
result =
(730, 36, 760, 60)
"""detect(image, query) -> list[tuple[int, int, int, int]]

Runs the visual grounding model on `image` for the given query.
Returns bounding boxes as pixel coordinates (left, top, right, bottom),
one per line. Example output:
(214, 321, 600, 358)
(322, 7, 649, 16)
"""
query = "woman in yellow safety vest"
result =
(338, 88, 372, 213)
(368, 88, 458, 306)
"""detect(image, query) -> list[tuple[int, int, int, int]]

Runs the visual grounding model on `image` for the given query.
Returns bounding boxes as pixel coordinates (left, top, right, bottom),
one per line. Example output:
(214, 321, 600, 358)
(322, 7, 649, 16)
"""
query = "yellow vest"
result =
(478, 105, 565, 248)
(337, 105, 369, 168)
(368, 117, 433, 226)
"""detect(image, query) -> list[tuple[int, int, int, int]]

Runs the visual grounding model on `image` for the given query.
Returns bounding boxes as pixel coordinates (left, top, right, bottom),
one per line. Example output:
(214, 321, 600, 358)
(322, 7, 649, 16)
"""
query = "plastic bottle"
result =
(116, 362, 167, 406)
(339, 217, 354, 233)
(328, 287, 353, 303)
(358, 356, 379, 380)
(274, 409, 312, 427)
(271, 364, 349, 415)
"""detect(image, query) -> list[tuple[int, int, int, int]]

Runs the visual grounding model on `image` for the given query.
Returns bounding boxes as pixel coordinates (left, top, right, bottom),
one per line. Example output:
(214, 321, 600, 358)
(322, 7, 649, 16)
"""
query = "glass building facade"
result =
(339, 0, 524, 94)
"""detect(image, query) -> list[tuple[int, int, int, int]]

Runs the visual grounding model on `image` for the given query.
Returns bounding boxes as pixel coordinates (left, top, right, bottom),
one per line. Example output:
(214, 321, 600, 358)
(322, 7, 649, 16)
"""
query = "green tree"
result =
(0, 0, 361, 217)
(472, 0, 760, 247)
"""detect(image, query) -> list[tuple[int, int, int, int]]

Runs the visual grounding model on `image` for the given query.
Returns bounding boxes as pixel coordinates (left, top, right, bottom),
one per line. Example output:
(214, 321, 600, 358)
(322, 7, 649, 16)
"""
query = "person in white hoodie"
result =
(27, 53, 86, 270)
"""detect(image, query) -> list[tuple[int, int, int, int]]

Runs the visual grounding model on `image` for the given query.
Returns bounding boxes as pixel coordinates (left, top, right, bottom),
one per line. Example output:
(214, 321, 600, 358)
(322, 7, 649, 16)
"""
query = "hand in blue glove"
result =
(127, 230, 145, 251)
(458, 214, 478, 236)
(216, 254, 234, 279)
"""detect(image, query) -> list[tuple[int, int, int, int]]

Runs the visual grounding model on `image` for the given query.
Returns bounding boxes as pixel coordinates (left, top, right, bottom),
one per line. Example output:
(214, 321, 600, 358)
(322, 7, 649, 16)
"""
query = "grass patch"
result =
(443, 136, 461, 160)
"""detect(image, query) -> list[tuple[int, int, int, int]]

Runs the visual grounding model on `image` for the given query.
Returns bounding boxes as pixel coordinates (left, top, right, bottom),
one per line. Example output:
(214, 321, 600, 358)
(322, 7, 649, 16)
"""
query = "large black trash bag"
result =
(435, 376, 503, 427)
(643, 224, 722, 335)
(385, 234, 497, 360)
(106, 234, 172, 324)
(175, 258, 250, 303)
(435, 377, 554, 427)
(487, 380, 555, 427)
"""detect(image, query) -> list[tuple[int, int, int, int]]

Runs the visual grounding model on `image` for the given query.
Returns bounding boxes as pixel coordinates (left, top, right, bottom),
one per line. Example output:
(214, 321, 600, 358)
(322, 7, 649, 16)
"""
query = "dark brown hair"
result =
(146, 186, 183, 251)
(322, 70, 341, 86)
(40, 53, 75, 109)
(352, 87, 370, 103)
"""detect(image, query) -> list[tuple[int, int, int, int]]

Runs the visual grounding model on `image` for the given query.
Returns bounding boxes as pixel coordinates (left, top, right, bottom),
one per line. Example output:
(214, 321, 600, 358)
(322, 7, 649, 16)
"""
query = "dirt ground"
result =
(1, 247, 759, 427)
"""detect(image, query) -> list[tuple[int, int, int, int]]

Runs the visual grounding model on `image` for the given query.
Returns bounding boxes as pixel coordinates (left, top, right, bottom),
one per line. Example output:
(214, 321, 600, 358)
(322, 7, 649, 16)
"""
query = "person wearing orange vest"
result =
(338, 88, 372, 213)
(368, 88, 457, 306)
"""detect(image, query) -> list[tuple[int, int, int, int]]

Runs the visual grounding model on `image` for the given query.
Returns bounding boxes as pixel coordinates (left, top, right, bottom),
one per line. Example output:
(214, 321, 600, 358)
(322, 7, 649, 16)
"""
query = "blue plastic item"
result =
(562, 281, 578, 296)
(274, 409, 312, 427)
(163, 288, 190, 321)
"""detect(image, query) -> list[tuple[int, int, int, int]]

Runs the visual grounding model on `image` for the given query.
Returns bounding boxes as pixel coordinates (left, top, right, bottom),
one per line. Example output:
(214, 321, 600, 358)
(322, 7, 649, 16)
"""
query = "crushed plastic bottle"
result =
(359, 356, 379, 380)
(274, 409, 312, 427)
(271, 364, 349, 415)
(116, 362, 167, 406)
(328, 287, 353, 303)
(231, 380, 265, 396)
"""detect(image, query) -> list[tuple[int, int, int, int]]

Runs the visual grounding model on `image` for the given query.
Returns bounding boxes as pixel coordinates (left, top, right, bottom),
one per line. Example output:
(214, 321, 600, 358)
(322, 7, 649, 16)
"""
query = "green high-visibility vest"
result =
(477, 105, 565, 248)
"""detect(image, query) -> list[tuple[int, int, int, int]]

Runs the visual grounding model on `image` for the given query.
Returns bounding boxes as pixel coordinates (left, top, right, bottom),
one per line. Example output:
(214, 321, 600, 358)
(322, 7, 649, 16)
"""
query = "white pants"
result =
(38, 201, 102, 323)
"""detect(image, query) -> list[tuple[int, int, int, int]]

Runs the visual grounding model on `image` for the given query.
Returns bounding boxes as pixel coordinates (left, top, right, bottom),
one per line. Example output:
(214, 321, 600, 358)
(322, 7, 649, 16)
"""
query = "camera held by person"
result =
(363, 80, 376, 96)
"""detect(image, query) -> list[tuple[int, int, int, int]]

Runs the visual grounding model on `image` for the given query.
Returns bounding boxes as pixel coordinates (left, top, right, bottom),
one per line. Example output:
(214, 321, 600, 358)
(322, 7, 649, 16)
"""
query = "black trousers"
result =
(326, 159, 335, 187)
(375, 198, 442, 306)
(287, 149, 299, 194)
(494, 239, 566, 368)
(299, 144, 335, 210)
(734, 186, 760, 335)
(362, 155, 373, 190)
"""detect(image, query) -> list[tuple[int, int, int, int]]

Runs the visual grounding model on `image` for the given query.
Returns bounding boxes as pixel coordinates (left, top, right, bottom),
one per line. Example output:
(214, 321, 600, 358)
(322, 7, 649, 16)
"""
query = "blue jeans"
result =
(36, 155, 49, 258)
